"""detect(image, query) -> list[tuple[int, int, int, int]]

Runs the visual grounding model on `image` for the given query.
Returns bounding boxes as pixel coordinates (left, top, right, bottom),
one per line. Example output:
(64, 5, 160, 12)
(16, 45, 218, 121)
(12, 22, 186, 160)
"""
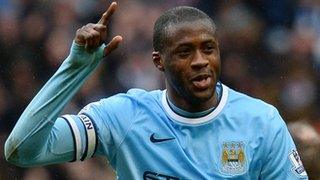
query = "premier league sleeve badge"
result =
(289, 149, 307, 177)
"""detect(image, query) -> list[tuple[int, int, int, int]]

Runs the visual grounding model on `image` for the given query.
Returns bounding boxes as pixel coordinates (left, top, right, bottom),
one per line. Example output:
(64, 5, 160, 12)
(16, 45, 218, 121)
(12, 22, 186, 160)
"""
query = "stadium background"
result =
(0, 0, 320, 179)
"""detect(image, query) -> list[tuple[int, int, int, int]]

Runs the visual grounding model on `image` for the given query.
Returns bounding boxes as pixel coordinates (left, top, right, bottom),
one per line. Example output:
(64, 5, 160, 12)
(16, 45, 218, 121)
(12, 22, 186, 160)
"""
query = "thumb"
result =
(104, 35, 123, 56)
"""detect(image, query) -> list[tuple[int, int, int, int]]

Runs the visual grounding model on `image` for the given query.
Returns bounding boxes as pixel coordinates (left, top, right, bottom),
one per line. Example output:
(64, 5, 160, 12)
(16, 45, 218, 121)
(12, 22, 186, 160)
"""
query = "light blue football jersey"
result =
(5, 42, 308, 179)
(62, 84, 308, 179)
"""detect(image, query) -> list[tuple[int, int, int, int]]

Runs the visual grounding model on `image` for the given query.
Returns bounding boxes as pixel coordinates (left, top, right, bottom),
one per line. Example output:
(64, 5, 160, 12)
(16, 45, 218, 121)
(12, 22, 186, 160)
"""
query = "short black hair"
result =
(153, 6, 216, 52)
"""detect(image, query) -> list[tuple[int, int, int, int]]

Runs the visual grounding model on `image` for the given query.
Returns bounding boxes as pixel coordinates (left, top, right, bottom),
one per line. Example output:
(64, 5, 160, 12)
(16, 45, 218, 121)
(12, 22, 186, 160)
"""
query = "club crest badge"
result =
(220, 141, 247, 175)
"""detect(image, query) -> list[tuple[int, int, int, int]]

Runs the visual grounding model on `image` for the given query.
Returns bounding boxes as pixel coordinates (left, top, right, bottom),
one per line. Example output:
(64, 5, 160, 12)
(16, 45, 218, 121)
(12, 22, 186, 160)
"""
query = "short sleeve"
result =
(260, 109, 308, 179)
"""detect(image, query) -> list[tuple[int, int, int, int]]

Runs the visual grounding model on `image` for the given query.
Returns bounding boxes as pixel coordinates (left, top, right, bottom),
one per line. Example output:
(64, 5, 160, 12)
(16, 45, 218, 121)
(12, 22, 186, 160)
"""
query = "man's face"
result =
(159, 20, 221, 109)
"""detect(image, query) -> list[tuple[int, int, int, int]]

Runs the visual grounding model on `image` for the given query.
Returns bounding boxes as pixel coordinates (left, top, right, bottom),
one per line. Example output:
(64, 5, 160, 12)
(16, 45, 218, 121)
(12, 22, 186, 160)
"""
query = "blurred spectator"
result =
(23, 167, 51, 180)
(61, 157, 115, 180)
(280, 57, 317, 121)
(216, 0, 264, 53)
(288, 121, 320, 180)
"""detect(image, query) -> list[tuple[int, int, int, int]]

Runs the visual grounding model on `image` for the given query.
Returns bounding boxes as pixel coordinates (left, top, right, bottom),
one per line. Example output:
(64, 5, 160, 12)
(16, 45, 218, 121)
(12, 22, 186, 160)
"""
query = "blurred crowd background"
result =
(0, 0, 320, 179)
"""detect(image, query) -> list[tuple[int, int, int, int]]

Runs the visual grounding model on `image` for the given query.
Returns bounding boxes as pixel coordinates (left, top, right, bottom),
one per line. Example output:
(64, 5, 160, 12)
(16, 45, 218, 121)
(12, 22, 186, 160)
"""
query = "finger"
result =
(81, 30, 94, 51)
(91, 30, 101, 48)
(82, 25, 106, 51)
(85, 37, 94, 52)
(75, 29, 86, 46)
(75, 26, 90, 45)
(104, 35, 123, 56)
(93, 24, 107, 31)
(93, 24, 107, 44)
(86, 27, 103, 47)
(98, 2, 117, 25)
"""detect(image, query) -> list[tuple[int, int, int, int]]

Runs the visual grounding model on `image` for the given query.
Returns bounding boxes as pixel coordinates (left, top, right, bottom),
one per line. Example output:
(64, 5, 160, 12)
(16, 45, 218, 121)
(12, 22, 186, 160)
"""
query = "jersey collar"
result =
(161, 84, 229, 125)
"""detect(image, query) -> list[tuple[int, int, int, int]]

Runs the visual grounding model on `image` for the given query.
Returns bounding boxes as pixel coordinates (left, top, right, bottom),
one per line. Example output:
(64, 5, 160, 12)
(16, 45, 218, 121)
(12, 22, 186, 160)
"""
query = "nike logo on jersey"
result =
(143, 171, 179, 180)
(150, 133, 175, 143)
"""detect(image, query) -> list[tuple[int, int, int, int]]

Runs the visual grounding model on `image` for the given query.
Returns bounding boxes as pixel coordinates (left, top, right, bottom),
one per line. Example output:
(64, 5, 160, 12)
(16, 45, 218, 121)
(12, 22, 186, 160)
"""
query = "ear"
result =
(152, 51, 164, 71)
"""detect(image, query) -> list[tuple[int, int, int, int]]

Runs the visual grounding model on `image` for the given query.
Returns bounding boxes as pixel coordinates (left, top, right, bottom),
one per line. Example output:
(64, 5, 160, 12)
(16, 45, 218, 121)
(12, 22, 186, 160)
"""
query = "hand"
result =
(74, 2, 122, 56)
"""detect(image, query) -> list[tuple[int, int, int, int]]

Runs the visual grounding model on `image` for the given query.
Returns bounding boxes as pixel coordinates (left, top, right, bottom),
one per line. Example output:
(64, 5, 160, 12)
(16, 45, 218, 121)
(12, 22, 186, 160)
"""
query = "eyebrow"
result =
(175, 39, 217, 47)
(202, 39, 218, 44)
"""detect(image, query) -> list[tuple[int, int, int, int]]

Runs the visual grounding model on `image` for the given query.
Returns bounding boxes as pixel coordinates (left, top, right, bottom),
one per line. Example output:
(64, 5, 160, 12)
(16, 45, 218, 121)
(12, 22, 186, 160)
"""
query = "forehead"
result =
(164, 20, 217, 46)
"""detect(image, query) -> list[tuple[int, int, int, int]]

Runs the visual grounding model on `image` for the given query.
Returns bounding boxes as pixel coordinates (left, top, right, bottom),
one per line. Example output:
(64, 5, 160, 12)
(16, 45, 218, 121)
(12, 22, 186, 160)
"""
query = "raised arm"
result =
(4, 2, 122, 167)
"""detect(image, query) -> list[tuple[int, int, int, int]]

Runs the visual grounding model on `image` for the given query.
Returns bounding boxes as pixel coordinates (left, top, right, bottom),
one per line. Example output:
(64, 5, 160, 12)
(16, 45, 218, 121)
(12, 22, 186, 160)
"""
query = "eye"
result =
(203, 44, 215, 54)
(177, 48, 191, 58)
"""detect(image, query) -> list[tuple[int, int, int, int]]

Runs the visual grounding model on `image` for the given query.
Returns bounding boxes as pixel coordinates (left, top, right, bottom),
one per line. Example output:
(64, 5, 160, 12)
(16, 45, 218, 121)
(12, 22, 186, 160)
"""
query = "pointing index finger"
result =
(98, 2, 117, 25)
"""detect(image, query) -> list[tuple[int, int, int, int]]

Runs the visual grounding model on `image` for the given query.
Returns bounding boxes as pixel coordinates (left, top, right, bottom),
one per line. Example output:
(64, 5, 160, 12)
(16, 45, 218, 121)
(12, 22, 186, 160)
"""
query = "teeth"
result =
(194, 77, 207, 81)
(193, 74, 209, 81)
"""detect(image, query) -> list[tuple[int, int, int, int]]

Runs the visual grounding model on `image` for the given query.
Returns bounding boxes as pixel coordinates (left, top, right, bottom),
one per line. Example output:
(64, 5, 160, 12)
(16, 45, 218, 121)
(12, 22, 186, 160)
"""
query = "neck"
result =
(166, 84, 219, 112)
(167, 97, 216, 117)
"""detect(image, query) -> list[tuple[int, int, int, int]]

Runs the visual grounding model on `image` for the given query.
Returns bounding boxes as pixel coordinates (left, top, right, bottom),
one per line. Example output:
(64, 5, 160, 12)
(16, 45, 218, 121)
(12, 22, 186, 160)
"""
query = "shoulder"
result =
(82, 88, 162, 113)
(227, 86, 278, 117)
(224, 85, 284, 128)
(126, 88, 162, 99)
(102, 88, 162, 104)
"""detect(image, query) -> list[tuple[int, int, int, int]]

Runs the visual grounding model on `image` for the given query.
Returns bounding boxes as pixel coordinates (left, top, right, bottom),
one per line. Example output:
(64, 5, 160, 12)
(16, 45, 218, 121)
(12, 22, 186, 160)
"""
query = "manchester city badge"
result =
(220, 141, 247, 175)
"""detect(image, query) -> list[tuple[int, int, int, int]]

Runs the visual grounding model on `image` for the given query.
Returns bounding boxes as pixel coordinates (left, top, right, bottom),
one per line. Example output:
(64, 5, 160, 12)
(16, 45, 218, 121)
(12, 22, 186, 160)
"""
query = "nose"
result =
(190, 50, 209, 69)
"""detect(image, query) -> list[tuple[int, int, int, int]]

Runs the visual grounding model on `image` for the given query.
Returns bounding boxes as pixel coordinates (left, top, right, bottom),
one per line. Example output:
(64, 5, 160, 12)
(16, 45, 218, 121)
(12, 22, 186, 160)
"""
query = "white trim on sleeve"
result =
(62, 115, 82, 161)
(79, 114, 97, 160)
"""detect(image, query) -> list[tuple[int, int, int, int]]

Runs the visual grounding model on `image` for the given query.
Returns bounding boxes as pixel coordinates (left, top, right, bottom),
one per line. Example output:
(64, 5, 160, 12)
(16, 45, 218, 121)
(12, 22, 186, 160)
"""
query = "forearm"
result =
(4, 42, 105, 166)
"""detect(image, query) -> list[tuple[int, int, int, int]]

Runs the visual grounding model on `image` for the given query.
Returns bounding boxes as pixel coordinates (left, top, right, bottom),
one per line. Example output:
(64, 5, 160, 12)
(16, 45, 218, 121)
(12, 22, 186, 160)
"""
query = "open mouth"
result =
(191, 75, 212, 90)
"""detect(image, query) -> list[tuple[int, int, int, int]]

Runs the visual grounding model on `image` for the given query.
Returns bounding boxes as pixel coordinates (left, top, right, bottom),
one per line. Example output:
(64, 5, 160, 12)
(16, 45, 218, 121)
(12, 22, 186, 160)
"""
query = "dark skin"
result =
(74, 2, 122, 55)
(153, 20, 221, 112)
(75, 2, 220, 113)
